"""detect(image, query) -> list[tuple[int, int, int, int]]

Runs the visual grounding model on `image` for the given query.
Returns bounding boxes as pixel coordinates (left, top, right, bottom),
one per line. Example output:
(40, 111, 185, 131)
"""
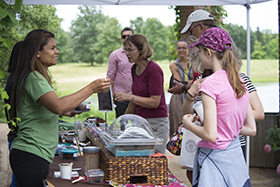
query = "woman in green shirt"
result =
(9, 29, 110, 187)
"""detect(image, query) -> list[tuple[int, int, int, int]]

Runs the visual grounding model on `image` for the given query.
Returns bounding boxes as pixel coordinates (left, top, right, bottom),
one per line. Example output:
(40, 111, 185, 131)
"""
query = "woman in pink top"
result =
(182, 28, 256, 186)
(114, 34, 169, 153)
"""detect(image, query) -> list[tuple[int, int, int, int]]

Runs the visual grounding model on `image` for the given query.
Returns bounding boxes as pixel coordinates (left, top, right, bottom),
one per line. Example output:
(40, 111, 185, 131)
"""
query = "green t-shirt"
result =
(11, 71, 59, 163)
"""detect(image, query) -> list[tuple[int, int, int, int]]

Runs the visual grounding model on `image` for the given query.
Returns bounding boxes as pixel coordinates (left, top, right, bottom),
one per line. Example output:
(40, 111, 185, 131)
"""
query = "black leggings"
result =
(10, 149, 50, 187)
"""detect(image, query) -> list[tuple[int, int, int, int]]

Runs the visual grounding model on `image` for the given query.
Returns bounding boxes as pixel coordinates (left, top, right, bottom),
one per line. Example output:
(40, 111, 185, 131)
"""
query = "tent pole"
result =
(245, 3, 251, 173)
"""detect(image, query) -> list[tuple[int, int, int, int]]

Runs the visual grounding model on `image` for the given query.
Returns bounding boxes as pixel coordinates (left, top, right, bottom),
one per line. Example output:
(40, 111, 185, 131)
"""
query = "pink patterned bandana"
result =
(190, 27, 232, 52)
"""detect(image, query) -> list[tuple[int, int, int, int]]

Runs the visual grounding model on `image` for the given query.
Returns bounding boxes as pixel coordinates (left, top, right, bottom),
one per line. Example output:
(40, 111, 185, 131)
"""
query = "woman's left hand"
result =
(114, 92, 131, 102)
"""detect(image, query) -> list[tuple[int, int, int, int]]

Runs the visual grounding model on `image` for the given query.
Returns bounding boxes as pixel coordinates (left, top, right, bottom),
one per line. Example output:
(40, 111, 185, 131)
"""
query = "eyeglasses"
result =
(188, 24, 200, 35)
(121, 35, 131, 39)
(123, 48, 137, 53)
(202, 23, 217, 28)
(188, 23, 217, 35)
(177, 47, 187, 50)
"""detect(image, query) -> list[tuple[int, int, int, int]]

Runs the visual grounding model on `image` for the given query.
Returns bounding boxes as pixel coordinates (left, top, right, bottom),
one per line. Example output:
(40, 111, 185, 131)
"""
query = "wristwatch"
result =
(181, 82, 188, 94)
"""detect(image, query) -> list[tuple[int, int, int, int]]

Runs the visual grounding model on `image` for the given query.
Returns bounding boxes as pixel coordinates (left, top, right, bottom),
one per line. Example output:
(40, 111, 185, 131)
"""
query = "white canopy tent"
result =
(10, 0, 273, 171)
(18, 0, 271, 6)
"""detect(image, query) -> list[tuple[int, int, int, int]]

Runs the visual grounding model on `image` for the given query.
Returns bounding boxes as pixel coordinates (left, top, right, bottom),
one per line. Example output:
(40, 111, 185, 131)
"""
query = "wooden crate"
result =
(99, 148, 168, 185)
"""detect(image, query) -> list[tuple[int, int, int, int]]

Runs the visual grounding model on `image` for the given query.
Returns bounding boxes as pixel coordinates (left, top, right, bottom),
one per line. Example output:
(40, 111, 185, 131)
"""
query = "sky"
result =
(55, 0, 278, 33)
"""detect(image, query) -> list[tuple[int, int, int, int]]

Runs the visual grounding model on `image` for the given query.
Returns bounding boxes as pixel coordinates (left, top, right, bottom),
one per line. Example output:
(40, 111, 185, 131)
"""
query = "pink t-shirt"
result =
(132, 61, 168, 119)
(198, 69, 249, 150)
(106, 47, 134, 95)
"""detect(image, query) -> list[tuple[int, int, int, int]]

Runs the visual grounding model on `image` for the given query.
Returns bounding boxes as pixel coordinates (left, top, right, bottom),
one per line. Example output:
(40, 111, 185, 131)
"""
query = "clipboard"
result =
(97, 86, 114, 112)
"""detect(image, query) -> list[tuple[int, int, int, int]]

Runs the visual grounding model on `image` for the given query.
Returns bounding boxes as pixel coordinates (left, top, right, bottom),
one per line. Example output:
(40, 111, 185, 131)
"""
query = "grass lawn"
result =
(50, 59, 278, 94)
(49, 59, 278, 124)
(239, 59, 279, 84)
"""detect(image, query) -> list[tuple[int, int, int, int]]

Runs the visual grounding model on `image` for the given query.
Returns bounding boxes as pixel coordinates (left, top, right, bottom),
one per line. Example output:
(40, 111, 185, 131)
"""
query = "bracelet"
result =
(131, 95, 134, 102)
(182, 84, 187, 94)
(186, 93, 195, 102)
(187, 90, 195, 98)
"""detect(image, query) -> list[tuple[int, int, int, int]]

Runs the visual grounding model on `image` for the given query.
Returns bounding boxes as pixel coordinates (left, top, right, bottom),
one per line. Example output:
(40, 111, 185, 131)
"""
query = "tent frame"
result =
(11, 0, 273, 172)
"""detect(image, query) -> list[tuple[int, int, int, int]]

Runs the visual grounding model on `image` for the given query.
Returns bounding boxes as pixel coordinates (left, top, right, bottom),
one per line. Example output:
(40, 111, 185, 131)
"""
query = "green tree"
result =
(129, 17, 144, 34)
(1, 4, 62, 80)
(206, 6, 227, 27)
(225, 23, 247, 57)
(0, 4, 62, 121)
(1, 5, 62, 81)
(225, 23, 257, 59)
(226, 24, 278, 59)
(0, 0, 22, 48)
(91, 17, 122, 64)
(55, 29, 77, 63)
(255, 27, 264, 45)
(20, 5, 61, 32)
(251, 40, 266, 59)
(166, 24, 177, 61)
(166, 6, 180, 61)
(266, 35, 278, 59)
(262, 30, 278, 59)
(70, 5, 108, 65)
(141, 18, 169, 61)
(0, 0, 22, 116)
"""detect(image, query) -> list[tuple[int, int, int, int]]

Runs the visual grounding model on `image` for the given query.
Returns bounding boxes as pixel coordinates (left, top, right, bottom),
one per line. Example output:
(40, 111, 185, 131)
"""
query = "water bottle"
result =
(74, 121, 82, 137)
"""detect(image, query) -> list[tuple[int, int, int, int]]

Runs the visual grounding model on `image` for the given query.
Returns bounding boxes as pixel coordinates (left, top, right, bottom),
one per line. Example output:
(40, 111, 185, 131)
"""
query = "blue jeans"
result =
(9, 141, 15, 187)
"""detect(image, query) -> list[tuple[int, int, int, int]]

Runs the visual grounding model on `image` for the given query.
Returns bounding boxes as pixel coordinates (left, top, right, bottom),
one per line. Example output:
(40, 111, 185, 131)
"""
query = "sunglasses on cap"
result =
(121, 35, 131, 39)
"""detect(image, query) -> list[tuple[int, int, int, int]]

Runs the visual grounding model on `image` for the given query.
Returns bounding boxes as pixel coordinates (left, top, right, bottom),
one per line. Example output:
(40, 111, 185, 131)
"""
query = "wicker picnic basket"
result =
(99, 148, 169, 185)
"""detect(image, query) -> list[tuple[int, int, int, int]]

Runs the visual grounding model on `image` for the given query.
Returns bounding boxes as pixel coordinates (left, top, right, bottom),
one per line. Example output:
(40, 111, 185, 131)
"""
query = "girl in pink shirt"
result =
(182, 27, 256, 187)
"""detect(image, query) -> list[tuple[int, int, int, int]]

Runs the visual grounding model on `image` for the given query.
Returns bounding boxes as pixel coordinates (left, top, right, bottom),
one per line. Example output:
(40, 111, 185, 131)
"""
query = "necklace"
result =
(136, 59, 150, 75)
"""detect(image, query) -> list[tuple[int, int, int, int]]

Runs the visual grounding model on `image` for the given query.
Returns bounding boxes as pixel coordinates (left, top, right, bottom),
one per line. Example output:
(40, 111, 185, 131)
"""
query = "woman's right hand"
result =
(182, 113, 196, 130)
(91, 78, 111, 93)
(38, 78, 110, 116)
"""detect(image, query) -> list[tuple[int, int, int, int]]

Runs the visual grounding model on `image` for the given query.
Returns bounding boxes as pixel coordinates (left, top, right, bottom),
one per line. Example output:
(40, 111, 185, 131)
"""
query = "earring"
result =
(37, 55, 40, 58)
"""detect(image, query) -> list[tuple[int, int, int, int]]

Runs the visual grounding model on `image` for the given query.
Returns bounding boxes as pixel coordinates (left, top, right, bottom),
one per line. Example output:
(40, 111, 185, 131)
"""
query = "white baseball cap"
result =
(181, 9, 214, 34)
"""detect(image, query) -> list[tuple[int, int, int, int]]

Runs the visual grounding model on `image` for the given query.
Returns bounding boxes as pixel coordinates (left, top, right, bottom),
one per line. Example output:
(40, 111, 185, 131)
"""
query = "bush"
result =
(265, 126, 280, 152)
